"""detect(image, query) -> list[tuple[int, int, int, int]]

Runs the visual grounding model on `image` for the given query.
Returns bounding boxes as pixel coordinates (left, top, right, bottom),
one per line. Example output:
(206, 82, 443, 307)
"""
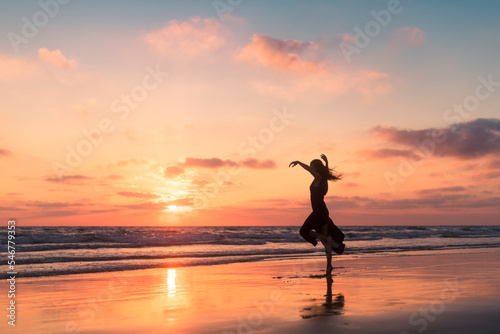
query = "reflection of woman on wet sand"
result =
(290, 154, 345, 276)
(300, 277, 344, 319)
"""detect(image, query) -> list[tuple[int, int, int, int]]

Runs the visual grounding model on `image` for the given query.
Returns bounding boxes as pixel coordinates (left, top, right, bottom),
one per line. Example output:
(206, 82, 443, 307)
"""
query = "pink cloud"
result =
(117, 191, 160, 199)
(38, 48, 76, 69)
(0, 148, 12, 157)
(179, 157, 277, 169)
(145, 16, 226, 57)
(236, 34, 393, 99)
(0, 53, 39, 79)
(338, 33, 355, 44)
(358, 71, 394, 96)
(240, 158, 277, 169)
(394, 27, 425, 47)
(45, 174, 91, 183)
(181, 157, 238, 168)
(164, 166, 185, 178)
(235, 34, 323, 73)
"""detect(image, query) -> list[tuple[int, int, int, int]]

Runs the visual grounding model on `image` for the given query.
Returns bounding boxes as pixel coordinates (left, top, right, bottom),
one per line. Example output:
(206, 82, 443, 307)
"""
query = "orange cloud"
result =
(235, 34, 323, 73)
(145, 16, 226, 57)
(394, 27, 425, 47)
(38, 48, 76, 69)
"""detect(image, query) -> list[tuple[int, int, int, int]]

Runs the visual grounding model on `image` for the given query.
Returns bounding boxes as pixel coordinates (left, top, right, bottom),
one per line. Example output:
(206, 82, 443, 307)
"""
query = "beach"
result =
(3, 250, 500, 334)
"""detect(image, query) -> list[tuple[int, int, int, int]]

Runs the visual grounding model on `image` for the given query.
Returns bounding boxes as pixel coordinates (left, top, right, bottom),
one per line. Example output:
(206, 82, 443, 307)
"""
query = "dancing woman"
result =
(289, 154, 345, 275)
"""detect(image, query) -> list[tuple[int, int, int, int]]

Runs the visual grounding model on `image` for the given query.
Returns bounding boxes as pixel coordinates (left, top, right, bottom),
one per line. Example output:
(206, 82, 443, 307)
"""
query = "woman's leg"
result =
(318, 223, 340, 249)
(300, 213, 318, 246)
(326, 251, 333, 276)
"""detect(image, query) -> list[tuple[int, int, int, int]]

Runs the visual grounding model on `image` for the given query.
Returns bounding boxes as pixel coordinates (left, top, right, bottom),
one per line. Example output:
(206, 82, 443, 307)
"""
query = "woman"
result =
(290, 154, 345, 274)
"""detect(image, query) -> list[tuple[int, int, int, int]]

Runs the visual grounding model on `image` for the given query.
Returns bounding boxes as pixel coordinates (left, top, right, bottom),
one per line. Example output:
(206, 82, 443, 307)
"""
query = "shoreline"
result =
(2, 250, 500, 333)
(6, 246, 500, 280)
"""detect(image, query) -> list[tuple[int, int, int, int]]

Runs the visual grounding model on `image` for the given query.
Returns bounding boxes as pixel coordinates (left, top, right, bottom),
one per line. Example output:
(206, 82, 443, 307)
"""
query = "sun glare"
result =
(168, 205, 177, 211)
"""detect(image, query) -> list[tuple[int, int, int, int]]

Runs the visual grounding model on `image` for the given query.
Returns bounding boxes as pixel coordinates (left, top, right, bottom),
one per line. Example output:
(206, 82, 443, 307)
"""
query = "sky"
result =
(1, 0, 499, 226)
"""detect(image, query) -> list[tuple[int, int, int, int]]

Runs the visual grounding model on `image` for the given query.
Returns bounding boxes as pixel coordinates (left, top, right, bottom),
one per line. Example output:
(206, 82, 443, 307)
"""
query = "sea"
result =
(2, 225, 500, 278)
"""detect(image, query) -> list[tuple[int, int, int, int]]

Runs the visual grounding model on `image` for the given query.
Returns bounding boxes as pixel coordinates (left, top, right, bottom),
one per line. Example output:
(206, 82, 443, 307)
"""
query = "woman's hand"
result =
(320, 154, 328, 163)
(289, 161, 300, 167)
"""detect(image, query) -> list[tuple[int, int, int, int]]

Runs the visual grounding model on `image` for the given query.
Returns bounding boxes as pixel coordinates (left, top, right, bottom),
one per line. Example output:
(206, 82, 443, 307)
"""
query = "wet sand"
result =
(2, 250, 500, 333)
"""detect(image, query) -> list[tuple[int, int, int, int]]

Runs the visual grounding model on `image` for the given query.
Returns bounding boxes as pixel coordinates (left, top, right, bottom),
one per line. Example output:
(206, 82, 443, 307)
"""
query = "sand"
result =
(2, 250, 500, 334)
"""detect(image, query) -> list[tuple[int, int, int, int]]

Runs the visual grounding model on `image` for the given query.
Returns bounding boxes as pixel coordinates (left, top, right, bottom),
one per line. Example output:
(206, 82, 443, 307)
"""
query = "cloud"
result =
(181, 157, 238, 168)
(0, 53, 39, 79)
(338, 33, 355, 44)
(240, 158, 277, 169)
(145, 16, 226, 57)
(164, 166, 185, 178)
(120, 202, 167, 211)
(235, 34, 323, 73)
(359, 148, 412, 159)
(341, 182, 359, 188)
(481, 171, 500, 180)
(38, 48, 76, 69)
(0, 206, 22, 212)
(372, 118, 500, 159)
(0, 149, 12, 157)
(236, 34, 393, 99)
(26, 201, 84, 208)
(177, 157, 277, 169)
(117, 191, 160, 199)
(394, 27, 426, 47)
(486, 159, 500, 169)
(45, 174, 91, 183)
(416, 186, 466, 196)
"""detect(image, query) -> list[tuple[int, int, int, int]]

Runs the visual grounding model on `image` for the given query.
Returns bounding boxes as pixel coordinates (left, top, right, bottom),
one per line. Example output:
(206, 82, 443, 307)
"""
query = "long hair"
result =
(310, 159, 342, 182)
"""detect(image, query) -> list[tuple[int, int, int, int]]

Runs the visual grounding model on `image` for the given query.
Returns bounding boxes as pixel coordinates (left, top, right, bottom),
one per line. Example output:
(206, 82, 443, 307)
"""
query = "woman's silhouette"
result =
(290, 154, 345, 275)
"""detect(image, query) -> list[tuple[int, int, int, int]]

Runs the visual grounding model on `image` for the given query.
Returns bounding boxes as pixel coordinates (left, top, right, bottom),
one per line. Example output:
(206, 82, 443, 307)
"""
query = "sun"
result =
(167, 205, 177, 211)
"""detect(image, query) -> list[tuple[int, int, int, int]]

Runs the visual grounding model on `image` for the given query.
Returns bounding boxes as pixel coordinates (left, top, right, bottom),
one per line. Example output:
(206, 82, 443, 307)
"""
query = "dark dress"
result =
(299, 177, 345, 246)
